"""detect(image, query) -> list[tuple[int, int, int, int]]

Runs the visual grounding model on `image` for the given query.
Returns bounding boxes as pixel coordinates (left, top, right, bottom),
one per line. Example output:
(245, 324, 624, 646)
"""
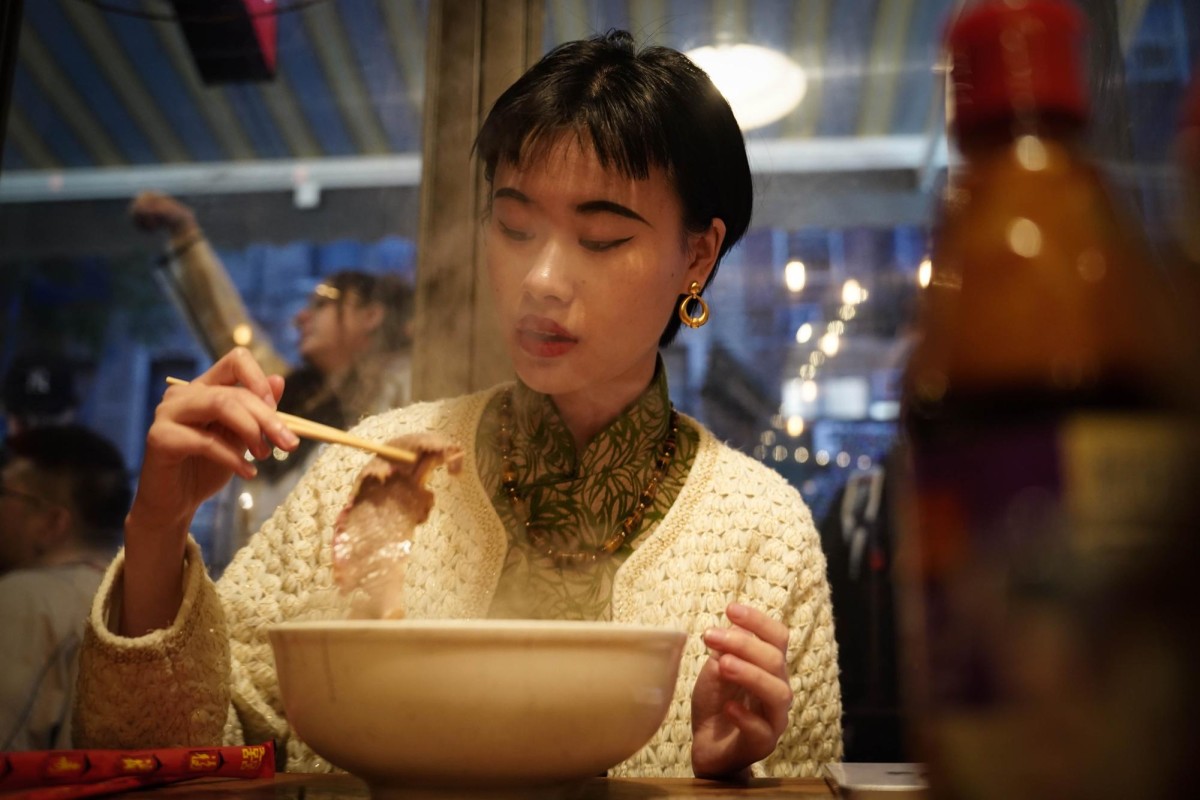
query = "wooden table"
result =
(113, 773, 837, 798)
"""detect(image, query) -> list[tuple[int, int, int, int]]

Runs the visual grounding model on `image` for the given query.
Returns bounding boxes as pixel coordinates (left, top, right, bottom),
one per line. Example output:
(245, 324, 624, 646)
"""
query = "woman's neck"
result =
(548, 368, 657, 450)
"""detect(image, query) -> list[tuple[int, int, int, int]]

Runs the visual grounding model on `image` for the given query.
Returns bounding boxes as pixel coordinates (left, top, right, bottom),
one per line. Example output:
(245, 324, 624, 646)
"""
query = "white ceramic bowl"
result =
(268, 619, 687, 795)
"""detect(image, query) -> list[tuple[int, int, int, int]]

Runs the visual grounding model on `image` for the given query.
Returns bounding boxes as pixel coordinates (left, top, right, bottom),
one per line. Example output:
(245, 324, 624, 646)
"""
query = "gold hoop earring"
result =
(677, 281, 710, 328)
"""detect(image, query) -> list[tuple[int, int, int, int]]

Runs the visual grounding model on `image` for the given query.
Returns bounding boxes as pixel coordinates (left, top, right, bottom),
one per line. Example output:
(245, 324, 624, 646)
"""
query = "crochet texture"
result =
(75, 385, 842, 777)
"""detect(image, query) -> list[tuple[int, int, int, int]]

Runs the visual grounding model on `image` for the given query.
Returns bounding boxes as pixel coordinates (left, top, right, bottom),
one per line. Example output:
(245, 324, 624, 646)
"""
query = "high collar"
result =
(508, 358, 673, 486)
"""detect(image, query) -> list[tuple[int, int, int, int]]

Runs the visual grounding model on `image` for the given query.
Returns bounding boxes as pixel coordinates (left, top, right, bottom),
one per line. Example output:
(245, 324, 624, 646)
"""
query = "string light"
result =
(819, 331, 840, 356)
(785, 260, 807, 292)
(841, 278, 865, 305)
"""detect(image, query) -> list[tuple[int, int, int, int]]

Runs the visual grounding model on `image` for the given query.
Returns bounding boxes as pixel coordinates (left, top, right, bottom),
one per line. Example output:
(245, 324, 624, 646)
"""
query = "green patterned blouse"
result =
(476, 361, 699, 620)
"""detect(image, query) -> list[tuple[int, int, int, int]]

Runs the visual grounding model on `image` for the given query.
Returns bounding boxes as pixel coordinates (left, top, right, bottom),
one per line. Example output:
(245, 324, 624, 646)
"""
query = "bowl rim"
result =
(268, 618, 688, 642)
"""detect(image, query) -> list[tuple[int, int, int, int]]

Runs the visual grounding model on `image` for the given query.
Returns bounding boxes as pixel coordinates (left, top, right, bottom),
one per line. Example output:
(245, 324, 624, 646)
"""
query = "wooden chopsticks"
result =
(165, 377, 417, 464)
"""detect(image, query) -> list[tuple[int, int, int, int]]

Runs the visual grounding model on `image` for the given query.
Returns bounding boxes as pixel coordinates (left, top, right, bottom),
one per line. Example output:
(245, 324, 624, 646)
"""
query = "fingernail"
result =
(262, 392, 277, 410)
(727, 602, 748, 618)
(704, 628, 727, 645)
(278, 426, 299, 447)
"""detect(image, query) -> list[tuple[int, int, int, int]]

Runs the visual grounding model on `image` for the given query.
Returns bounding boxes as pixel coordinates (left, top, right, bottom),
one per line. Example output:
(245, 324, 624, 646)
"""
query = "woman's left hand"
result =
(691, 602, 793, 779)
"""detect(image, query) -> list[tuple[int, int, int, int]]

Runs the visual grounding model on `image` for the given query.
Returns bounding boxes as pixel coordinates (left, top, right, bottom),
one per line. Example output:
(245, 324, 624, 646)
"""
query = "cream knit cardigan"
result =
(75, 386, 842, 777)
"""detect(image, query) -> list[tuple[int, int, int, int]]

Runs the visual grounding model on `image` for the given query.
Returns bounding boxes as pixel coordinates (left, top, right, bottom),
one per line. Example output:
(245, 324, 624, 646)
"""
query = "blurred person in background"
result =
(131, 191, 415, 541)
(1, 425, 130, 750)
(1, 353, 78, 438)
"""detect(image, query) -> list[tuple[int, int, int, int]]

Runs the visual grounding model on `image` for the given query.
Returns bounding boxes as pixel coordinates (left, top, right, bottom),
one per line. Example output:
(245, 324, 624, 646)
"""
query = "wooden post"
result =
(411, 0, 543, 401)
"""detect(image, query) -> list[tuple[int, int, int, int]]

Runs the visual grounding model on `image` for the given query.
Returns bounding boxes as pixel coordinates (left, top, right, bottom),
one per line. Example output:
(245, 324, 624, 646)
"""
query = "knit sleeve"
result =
(756, 481, 843, 777)
(70, 427, 385, 756)
(74, 392, 504, 767)
(73, 537, 232, 749)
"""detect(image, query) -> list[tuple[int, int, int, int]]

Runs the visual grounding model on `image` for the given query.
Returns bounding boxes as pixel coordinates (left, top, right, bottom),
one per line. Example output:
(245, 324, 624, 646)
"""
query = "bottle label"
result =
(910, 412, 1199, 708)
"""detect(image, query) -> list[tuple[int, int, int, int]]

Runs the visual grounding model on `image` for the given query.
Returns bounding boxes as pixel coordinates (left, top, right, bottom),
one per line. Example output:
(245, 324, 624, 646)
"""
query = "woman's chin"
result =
(510, 360, 582, 397)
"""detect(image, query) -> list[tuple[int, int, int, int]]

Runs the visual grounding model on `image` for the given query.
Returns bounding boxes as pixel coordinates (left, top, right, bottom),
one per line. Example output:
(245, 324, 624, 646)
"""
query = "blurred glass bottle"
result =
(1171, 69, 1200, 295)
(897, 2, 1200, 798)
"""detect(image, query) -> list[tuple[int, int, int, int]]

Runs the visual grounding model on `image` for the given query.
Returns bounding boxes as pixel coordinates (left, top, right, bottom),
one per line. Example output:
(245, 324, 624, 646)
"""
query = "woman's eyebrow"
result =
(493, 188, 649, 227)
(575, 200, 650, 226)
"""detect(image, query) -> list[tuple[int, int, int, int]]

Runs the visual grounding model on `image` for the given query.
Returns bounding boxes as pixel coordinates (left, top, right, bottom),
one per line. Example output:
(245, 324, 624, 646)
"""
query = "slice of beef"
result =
(331, 433, 463, 618)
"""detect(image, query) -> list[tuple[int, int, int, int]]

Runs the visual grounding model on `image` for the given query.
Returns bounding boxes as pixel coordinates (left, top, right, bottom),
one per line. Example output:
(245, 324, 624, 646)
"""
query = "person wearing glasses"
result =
(77, 32, 841, 779)
(0, 425, 130, 750)
(131, 191, 416, 544)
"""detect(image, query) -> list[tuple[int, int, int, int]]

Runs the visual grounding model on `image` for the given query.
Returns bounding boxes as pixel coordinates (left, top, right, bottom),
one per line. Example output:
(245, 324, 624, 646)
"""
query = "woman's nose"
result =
(522, 238, 573, 303)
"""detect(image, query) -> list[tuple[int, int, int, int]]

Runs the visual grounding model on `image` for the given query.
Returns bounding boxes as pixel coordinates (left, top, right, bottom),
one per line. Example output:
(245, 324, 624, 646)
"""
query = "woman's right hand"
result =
(120, 348, 298, 636)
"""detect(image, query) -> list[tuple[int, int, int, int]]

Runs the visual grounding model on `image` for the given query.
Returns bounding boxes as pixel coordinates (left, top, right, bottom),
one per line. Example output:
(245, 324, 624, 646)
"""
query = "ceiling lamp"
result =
(685, 44, 807, 130)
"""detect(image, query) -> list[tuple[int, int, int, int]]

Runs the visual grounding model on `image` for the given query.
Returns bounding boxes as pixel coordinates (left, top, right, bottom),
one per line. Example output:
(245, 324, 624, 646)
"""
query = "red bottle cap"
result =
(946, 0, 1089, 138)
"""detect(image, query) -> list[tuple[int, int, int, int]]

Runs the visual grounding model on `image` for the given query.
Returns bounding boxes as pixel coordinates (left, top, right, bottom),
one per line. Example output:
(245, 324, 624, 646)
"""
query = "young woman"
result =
(75, 31, 841, 779)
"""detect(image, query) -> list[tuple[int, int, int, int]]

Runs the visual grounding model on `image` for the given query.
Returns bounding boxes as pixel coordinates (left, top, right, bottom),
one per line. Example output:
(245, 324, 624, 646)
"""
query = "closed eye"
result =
(580, 236, 634, 253)
(498, 221, 532, 242)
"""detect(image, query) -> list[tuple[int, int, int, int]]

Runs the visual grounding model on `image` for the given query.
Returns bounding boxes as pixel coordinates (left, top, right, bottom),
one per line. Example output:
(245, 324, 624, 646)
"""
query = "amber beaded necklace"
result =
(497, 389, 679, 567)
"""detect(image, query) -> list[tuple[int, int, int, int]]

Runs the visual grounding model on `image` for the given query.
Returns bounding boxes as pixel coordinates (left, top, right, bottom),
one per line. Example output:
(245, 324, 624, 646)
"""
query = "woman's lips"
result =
(516, 316, 577, 358)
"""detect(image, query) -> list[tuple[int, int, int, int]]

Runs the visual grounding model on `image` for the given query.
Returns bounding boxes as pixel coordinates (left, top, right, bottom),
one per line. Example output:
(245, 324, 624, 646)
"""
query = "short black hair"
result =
(474, 29, 753, 347)
(5, 424, 130, 548)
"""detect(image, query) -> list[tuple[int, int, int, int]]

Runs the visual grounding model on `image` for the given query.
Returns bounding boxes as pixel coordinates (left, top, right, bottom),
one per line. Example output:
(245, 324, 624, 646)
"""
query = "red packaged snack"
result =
(0, 740, 274, 795)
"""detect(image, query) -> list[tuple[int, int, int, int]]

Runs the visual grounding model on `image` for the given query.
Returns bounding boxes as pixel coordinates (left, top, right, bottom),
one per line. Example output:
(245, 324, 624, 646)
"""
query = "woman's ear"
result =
(683, 218, 727, 293)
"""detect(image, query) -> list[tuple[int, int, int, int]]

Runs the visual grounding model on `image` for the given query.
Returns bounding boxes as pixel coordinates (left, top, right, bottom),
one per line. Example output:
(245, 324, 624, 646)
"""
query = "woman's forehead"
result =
(494, 137, 673, 205)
